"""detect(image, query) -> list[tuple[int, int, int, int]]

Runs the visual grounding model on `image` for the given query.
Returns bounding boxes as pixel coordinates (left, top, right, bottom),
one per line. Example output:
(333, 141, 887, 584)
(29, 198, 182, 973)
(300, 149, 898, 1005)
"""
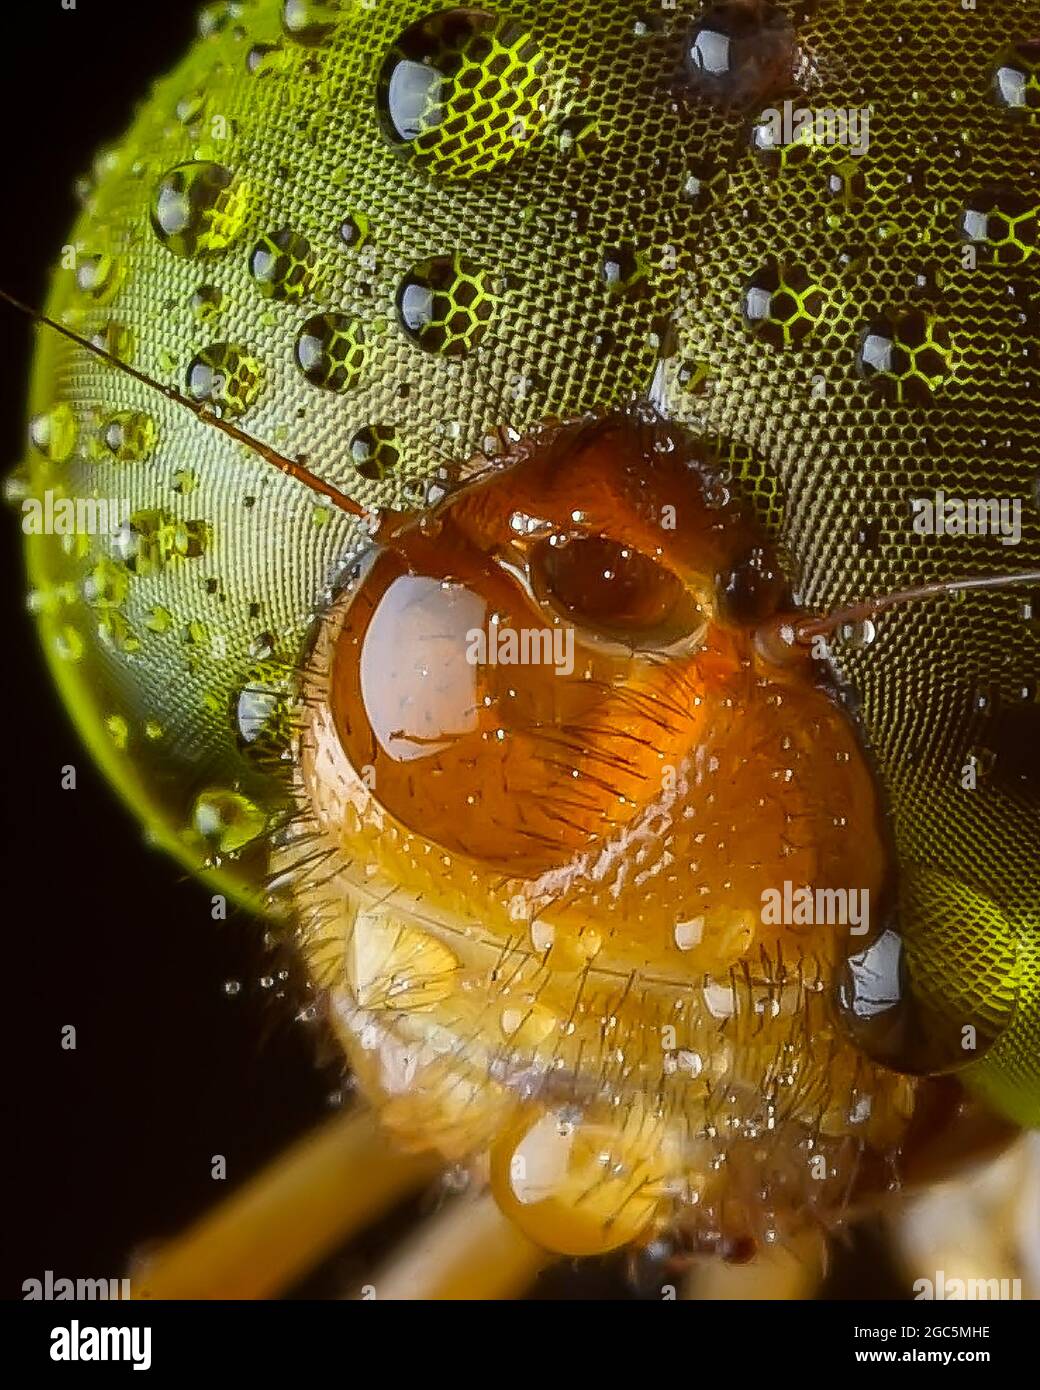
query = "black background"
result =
(1, 0, 905, 1302)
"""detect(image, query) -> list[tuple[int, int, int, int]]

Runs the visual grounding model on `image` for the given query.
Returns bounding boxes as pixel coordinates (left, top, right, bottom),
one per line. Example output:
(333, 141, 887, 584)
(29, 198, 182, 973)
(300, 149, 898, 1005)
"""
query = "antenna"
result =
(1, 287, 369, 521)
(756, 570, 1040, 664)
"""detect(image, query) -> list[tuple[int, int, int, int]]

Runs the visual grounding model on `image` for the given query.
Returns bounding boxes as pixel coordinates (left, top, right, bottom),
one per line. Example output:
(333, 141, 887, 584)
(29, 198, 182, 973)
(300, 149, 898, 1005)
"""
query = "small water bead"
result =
(189, 284, 224, 323)
(145, 605, 173, 634)
(990, 38, 1040, 119)
(192, 788, 267, 854)
(349, 424, 400, 480)
(555, 112, 596, 159)
(281, 0, 344, 45)
(489, 1109, 666, 1256)
(684, 2, 798, 113)
(396, 254, 495, 355)
(741, 262, 825, 348)
(834, 869, 1018, 1077)
(223, 979, 242, 997)
(84, 557, 129, 607)
(89, 321, 135, 362)
(29, 404, 77, 463)
(198, 1, 247, 38)
(855, 309, 951, 405)
(959, 187, 1038, 265)
(97, 610, 140, 654)
(187, 343, 264, 417)
(294, 313, 366, 391)
(246, 43, 288, 77)
(176, 89, 207, 124)
(75, 253, 122, 304)
(682, 158, 729, 213)
(600, 243, 650, 296)
(151, 162, 247, 257)
(376, 8, 555, 179)
(248, 226, 317, 300)
(834, 617, 876, 649)
(234, 663, 294, 766)
(99, 410, 158, 463)
(338, 211, 369, 249)
(114, 511, 209, 576)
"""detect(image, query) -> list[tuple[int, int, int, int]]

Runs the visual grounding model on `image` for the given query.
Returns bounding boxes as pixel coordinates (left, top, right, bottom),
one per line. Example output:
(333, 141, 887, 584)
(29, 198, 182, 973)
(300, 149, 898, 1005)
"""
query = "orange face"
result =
(280, 413, 990, 1258)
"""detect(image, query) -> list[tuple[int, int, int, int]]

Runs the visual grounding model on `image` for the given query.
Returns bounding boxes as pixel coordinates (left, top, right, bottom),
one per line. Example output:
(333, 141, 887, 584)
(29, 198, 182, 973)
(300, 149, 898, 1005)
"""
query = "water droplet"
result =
(281, 0, 344, 45)
(248, 226, 317, 300)
(198, 1, 246, 38)
(990, 38, 1040, 120)
(959, 187, 1038, 265)
(555, 112, 596, 159)
(835, 617, 876, 649)
(187, 342, 264, 416)
(99, 410, 158, 463)
(75, 253, 122, 304)
(376, 8, 555, 178)
(84, 557, 129, 607)
(349, 424, 400, 480)
(151, 162, 247, 257)
(189, 284, 224, 323)
(293, 313, 366, 391)
(742, 262, 826, 347)
(600, 243, 650, 296)
(192, 789, 267, 854)
(682, 158, 729, 212)
(223, 978, 242, 996)
(834, 870, 1017, 1076)
(176, 89, 207, 125)
(338, 211, 369, 248)
(490, 1108, 667, 1256)
(346, 913, 459, 1010)
(246, 42, 287, 77)
(397, 254, 496, 356)
(684, 2, 797, 113)
(855, 309, 951, 405)
(29, 404, 77, 463)
(234, 662, 293, 766)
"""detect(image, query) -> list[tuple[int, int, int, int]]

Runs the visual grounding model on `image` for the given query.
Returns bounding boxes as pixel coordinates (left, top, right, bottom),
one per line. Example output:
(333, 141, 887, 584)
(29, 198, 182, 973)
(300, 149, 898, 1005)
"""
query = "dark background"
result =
(1, 0, 902, 1301)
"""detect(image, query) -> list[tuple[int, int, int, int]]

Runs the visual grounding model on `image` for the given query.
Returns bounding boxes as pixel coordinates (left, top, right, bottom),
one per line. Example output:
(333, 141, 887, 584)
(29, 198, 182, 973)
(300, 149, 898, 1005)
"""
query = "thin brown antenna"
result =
(756, 569, 1040, 664)
(2, 287, 369, 521)
(795, 570, 1040, 643)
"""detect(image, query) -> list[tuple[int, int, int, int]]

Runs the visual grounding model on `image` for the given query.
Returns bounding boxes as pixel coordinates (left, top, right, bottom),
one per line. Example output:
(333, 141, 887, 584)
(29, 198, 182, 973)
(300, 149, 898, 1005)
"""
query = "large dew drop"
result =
(376, 8, 555, 178)
(151, 162, 248, 258)
(186, 343, 264, 417)
(395, 254, 495, 354)
(294, 313, 366, 391)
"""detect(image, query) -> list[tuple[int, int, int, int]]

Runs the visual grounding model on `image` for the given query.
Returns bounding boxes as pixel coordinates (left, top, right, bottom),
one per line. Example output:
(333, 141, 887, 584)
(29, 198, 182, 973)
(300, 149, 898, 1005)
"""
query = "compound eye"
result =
(530, 535, 707, 652)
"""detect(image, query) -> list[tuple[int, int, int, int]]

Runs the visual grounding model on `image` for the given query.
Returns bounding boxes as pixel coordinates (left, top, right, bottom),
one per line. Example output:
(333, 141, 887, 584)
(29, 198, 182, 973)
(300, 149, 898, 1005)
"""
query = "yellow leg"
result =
(356, 1190, 549, 1300)
(133, 1107, 437, 1299)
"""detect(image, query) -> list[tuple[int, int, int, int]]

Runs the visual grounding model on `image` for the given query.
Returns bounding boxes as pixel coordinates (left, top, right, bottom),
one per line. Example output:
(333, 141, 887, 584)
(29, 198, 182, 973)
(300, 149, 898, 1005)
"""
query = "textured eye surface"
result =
(531, 535, 706, 649)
